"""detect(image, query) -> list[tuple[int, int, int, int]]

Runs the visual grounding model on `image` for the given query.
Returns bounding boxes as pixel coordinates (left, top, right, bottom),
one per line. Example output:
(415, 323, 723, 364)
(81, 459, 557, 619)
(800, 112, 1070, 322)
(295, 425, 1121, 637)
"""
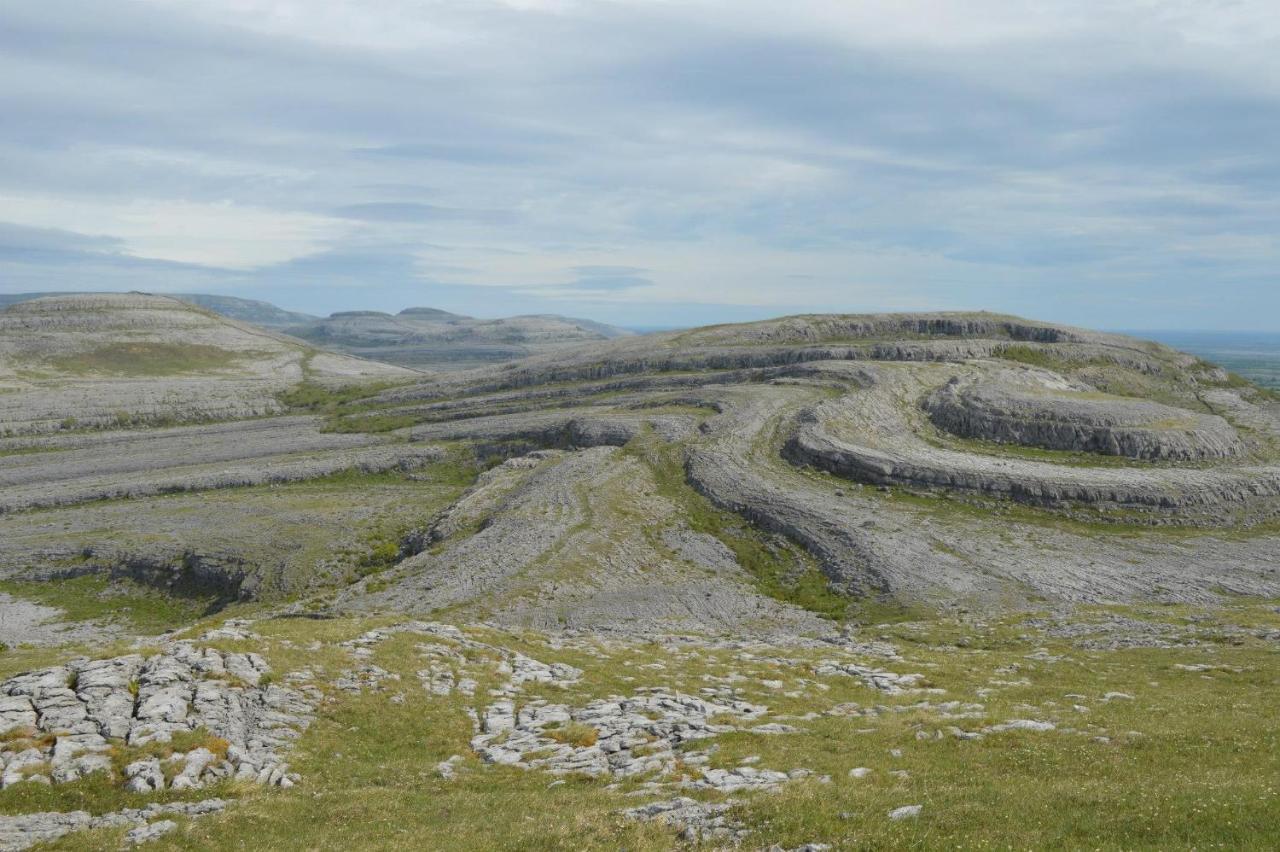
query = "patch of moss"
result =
(49, 343, 248, 376)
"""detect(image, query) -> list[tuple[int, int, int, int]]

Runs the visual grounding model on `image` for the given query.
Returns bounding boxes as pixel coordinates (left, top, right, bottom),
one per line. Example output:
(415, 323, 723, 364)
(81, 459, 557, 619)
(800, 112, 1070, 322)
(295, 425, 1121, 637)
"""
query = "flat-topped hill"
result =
(257, 308, 1280, 620)
(0, 293, 415, 434)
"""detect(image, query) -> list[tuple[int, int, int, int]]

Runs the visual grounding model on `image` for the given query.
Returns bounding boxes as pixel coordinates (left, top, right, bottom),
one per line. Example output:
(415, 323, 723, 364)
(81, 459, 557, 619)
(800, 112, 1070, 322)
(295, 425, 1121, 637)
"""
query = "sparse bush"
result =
(999, 344, 1064, 369)
(110, 726, 231, 777)
(545, 722, 598, 748)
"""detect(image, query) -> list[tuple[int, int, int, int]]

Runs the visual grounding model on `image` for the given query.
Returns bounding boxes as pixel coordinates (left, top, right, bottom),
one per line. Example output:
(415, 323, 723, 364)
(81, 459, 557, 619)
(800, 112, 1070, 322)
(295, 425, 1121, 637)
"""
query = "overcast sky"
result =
(1, 0, 1277, 328)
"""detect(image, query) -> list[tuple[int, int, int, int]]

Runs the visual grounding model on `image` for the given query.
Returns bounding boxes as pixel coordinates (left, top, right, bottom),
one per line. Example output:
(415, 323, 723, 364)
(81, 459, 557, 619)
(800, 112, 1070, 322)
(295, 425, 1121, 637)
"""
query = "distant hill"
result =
(0, 292, 318, 329)
(170, 293, 318, 328)
(286, 307, 634, 370)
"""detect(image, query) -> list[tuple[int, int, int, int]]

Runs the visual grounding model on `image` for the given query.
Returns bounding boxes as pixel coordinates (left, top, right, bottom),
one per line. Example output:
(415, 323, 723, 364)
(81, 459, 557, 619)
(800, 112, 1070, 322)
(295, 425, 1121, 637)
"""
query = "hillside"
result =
(0, 310, 1277, 850)
(0, 293, 415, 435)
(286, 307, 634, 370)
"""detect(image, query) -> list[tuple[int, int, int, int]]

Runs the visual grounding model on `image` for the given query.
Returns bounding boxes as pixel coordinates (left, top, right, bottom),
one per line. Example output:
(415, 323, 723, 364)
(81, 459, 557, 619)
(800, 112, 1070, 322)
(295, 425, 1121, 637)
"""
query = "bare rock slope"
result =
(333, 311, 1280, 613)
(3, 308, 1280, 624)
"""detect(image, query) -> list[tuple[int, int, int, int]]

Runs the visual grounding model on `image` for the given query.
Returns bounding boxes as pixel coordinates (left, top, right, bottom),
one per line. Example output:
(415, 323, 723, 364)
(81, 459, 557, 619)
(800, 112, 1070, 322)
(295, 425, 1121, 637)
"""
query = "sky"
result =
(1, 0, 1278, 329)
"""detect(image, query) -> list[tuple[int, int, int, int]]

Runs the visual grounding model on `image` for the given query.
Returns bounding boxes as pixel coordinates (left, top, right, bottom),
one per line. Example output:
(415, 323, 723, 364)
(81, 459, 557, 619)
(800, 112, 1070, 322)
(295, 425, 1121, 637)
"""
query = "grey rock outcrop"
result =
(0, 416, 440, 514)
(924, 370, 1245, 460)
(783, 363, 1280, 515)
(0, 800, 226, 852)
(0, 644, 314, 795)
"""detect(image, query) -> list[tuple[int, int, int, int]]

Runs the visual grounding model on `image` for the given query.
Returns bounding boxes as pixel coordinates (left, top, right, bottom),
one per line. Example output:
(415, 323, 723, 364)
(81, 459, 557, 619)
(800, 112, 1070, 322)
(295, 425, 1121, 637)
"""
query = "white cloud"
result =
(1, 0, 1277, 328)
(0, 195, 345, 269)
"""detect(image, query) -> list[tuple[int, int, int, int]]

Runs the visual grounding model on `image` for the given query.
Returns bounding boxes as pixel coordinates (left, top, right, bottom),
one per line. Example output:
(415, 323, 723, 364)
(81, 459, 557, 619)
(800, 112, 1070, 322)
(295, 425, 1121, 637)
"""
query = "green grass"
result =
(39, 602, 1278, 850)
(279, 379, 423, 434)
(998, 343, 1071, 370)
(626, 434, 853, 620)
(0, 574, 220, 634)
(48, 343, 248, 376)
(277, 380, 406, 413)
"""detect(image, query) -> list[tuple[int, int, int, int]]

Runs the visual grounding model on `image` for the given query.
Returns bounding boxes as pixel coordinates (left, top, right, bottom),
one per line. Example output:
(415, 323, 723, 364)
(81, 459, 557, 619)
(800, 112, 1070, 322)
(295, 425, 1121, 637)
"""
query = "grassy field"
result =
(48, 343, 249, 377)
(8, 597, 1273, 850)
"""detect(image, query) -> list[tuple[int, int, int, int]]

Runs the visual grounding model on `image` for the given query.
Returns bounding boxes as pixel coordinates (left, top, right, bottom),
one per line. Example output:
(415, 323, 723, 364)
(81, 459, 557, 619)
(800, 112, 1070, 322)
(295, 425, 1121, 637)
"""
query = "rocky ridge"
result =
(924, 369, 1245, 460)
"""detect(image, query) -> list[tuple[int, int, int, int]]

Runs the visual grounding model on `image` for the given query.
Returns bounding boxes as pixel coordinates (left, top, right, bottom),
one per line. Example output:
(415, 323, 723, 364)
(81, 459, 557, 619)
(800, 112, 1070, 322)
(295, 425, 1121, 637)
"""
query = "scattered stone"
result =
(988, 719, 1056, 733)
(814, 661, 930, 694)
(622, 797, 746, 843)
(436, 755, 463, 780)
(124, 819, 177, 845)
(888, 805, 922, 821)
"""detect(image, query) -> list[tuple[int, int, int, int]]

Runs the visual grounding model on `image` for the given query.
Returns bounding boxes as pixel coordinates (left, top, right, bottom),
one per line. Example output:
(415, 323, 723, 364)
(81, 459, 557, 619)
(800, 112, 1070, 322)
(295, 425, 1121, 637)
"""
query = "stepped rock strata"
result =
(0, 415, 439, 514)
(3, 309, 1280, 614)
(783, 363, 1280, 515)
(924, 370, 1245, 460)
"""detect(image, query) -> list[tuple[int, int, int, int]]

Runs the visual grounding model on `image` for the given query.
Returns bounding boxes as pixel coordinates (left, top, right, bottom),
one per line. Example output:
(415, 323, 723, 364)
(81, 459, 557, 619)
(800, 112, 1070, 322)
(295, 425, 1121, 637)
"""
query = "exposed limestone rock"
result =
(0, 644, 313, 795)
(0, 415, 441, 514)
(812, 661, 930, 694)
(0, 799, 225, 852)
(470, 688, 768, 779)
(622, 797, 747, 843)
(343, 447, 831, 636)
(924, 370, 1244, 460)
(784, 364, 1280, 516)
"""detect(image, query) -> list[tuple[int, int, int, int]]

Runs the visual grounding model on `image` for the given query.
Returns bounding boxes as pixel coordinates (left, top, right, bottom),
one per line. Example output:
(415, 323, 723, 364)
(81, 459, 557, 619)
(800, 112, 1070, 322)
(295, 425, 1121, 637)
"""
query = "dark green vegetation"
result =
(277, 380, 402, 412)
(0, 575, 215, 634)
(279, 380, 420, 433)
